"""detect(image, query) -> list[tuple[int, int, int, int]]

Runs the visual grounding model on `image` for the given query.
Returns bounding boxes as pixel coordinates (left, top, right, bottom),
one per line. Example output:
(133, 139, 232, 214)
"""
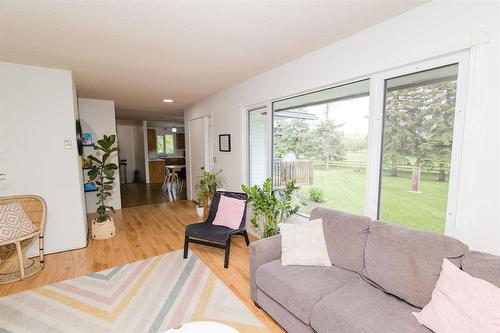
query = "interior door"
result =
(189, 116, 210, 201)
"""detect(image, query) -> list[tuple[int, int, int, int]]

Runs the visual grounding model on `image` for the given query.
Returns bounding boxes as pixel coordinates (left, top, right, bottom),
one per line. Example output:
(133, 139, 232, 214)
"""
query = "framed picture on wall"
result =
(82, 133, 93, 146)
(219, 134, 231, 152)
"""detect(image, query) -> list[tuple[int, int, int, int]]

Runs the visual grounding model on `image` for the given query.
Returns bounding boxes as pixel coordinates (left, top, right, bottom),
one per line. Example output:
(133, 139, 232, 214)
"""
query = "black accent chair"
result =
(184, 191, 249, 268)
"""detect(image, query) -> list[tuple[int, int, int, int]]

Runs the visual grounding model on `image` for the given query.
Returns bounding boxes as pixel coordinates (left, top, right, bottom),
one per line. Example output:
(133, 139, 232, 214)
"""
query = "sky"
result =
(296, 96, 370, 136)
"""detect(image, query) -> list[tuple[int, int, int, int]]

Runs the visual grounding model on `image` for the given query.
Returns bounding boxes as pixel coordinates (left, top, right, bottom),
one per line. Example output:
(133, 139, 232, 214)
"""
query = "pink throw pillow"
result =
(212, 195, 246, 230)
(413, 258, 500, 333)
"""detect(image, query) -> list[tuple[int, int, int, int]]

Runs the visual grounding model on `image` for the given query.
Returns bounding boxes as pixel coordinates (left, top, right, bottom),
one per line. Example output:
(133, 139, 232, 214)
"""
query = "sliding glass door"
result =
(246, 52, 468, 235)
(272, 80, 370, 215)
(378, 64, 460, 233)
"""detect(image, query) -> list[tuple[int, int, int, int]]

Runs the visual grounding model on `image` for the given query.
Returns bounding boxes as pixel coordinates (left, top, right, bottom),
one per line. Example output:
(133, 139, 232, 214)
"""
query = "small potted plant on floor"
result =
(241, 178, 301, 238)
(195, 190, 205, 218)
(194, 169, 224, 218)
(87, 134, 119, 240)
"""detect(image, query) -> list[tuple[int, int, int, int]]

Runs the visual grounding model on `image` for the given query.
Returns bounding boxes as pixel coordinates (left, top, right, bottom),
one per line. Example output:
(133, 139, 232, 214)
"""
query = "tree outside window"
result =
(156, 135, 165, 154)
(157, 134, 174, 155)
(165, 134, 174, 154)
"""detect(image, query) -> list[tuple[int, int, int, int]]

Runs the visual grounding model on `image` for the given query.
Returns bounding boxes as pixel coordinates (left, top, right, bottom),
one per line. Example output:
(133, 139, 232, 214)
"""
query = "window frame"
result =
(242, 51, 469, 236)
(367, 52, 470, 235)
(156, 134, 165, 155)
(164, 134, 174, 154)
(156, 133, 176, 157)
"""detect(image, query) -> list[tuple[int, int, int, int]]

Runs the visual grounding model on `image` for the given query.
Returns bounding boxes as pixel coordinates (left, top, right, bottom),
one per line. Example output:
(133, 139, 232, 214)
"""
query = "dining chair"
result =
(162, 166, 178, 191)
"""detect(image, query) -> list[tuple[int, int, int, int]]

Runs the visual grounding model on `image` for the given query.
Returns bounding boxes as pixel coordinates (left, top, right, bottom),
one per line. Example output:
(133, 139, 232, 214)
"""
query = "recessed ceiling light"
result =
(162, 98, 174, 103)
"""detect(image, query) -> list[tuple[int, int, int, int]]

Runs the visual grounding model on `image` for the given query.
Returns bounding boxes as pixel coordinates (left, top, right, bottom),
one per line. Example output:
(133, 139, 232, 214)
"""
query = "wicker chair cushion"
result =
(0, 202, 38, 241)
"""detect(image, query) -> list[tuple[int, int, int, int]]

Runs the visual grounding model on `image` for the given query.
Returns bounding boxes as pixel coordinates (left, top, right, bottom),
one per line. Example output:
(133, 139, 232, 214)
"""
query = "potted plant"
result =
(195, 190, 205, 218)
(194, 169, 224, 218)
(87, 134, 119, 240)
(241, 178, 301, 238)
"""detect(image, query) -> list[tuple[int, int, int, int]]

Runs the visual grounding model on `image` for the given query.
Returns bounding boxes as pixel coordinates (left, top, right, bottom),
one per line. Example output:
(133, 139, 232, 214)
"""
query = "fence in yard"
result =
(273, 160, 314, 188)
(273, 158, 447, 189)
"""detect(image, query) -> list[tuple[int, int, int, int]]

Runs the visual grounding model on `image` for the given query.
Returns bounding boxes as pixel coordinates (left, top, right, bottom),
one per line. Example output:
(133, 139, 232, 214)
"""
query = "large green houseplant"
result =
(87, 134, 119, 240)
(194, 169, 224, 217)
(241, 178, 300, 238)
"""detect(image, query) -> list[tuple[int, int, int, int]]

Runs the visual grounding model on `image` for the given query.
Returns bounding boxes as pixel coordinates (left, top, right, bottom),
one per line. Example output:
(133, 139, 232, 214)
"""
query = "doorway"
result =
(188, 116, 211, 201)
(117, 120, 187, 208)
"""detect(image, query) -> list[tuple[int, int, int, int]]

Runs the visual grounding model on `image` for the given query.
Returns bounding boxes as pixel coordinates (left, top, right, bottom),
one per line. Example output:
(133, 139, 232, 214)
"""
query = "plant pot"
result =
(92, 217, 116, 240)
(196, 205, 204, 218)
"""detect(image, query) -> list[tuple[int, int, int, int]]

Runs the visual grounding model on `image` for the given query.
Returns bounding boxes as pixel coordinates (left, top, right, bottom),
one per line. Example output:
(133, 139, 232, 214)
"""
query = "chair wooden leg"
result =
(15, 242, 25, 280)
(39, 235, 45, 268)
(183, 235, 189, 259)
(224, 239, 231, 269)
(243, 230, 250, 246)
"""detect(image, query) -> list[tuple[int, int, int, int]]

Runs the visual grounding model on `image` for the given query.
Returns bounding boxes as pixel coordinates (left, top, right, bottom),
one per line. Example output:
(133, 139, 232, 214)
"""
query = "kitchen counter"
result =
(148, 158, 186, 183)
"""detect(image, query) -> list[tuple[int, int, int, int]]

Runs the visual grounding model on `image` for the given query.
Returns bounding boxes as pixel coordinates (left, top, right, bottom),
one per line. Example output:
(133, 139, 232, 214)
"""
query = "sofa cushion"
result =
(256, 289, 315, 333)
(362, 221, 468, 308)
(462, 250, 500, 288)
(255, 259, 358, 324)
(310, 207, 371, 273)
(310, 278, 431, 333)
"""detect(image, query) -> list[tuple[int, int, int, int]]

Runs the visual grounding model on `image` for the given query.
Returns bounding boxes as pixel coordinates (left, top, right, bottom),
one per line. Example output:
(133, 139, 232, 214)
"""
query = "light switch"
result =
(64, 140, 72, 149)
(213, 157, 217, 163)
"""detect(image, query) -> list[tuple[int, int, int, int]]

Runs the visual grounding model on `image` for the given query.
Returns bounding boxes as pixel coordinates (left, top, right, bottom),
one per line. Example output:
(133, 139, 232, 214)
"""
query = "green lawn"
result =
(300, 165, 449, 233)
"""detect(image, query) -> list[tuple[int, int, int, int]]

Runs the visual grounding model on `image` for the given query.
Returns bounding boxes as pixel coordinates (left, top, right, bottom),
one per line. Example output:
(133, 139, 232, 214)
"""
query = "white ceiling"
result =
(0, 0, 425, 121)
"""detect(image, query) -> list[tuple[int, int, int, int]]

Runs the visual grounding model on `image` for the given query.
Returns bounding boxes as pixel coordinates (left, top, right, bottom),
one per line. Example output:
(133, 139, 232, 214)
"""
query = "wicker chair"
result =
(0, 195, 46, 284)
(184, 191, 249, 268)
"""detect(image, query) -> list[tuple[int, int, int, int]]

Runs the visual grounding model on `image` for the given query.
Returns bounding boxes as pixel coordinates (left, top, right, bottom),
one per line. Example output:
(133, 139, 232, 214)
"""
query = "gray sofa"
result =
(250, 207, 500, 333)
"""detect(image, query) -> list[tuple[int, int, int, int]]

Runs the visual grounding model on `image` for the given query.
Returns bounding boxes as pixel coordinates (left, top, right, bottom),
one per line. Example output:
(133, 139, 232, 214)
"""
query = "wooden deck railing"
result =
(273, 160, 314, 188)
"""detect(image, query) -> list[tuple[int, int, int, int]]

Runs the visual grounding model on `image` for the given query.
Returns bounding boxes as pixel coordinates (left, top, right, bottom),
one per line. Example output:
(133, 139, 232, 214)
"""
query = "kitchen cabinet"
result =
(147, 128, 156, 151)
(149, 160, 165, 183)
(175, 133, 185, 149)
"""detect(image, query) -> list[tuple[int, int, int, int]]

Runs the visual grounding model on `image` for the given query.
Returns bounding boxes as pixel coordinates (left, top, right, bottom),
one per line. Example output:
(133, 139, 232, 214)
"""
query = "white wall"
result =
(79, 98, 122, 213)
(116, 120, 146, 183)
(184, 1, 500, 254)
(0, 62, 88, 255)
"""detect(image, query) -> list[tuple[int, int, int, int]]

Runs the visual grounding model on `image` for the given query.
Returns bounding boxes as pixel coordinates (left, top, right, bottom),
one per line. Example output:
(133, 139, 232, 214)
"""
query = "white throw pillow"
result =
(279, 218, 331, 266)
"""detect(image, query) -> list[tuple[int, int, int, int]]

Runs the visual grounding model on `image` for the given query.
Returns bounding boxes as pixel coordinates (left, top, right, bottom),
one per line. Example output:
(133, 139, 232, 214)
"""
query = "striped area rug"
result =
(0, 250, 268, 333)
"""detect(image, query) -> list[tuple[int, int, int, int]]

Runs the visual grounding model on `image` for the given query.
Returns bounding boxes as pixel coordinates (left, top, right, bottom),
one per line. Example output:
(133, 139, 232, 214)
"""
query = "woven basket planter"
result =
(91, 217, 116, 240)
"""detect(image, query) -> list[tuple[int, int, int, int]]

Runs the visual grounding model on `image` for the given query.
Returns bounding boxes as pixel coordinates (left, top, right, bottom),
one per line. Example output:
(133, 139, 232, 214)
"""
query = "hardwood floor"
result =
(0, 200, 285, 332)
(120, 182, 187, 208)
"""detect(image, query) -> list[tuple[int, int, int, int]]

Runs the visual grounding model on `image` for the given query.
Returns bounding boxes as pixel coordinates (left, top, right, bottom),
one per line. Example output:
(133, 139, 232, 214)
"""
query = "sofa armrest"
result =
(249, 234, 281, 302)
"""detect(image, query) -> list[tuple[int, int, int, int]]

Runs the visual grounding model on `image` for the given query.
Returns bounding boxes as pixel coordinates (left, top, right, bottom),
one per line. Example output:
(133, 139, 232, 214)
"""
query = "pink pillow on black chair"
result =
(212, 195, 246, 229)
